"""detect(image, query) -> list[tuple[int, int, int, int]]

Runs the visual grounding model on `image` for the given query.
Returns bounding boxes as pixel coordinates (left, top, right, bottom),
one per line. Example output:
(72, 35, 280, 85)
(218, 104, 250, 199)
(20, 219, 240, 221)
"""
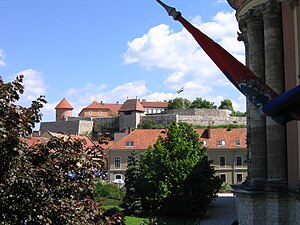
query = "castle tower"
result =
(118, 99, 145, 132)
(55, 98, 73, 121)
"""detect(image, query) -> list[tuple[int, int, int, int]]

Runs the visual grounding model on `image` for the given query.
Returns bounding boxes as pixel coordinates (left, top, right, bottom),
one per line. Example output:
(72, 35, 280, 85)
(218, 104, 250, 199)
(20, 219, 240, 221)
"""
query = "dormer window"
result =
(217, 140, 226, 146)
(236, 140, 241, 146)
(125, 141, 134, 147)
(202, 140, 207, 146)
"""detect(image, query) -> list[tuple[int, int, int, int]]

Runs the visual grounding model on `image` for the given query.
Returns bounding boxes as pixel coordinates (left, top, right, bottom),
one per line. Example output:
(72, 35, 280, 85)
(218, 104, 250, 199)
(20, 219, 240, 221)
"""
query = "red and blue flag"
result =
(157, 0, 300, 124)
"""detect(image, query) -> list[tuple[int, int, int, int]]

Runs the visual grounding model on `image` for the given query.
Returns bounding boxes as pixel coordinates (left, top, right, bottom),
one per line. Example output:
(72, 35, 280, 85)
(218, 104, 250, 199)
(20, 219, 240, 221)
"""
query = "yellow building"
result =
(108, 128, 247, 185)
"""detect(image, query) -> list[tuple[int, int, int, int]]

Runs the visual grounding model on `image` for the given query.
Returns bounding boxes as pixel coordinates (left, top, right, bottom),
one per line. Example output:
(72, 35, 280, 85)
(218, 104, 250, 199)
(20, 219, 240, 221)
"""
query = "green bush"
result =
(94, 182, 125, 201)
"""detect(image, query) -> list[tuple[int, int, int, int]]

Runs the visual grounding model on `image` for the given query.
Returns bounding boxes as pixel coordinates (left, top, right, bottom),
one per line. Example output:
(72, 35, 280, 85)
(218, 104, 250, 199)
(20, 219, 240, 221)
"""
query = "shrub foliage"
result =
(123, 122, 221, 217)
(0, 75, 124, 224)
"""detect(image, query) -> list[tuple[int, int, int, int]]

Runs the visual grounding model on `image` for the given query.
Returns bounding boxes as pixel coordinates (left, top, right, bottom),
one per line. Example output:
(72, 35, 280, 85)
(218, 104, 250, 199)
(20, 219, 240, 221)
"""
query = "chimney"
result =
(127, 127, 133, 134)
(207, 126, 211, 139)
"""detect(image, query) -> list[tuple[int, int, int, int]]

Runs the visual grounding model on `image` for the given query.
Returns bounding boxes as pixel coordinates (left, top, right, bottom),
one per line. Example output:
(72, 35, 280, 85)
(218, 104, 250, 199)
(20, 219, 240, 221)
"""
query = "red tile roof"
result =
(20, 137, 49, 146)
(110, 129, 166, 149)
(109, 128, 246, 150)
(196, 128, 247, 149)
(141, 101, 168, 108)
(118, 99, 145, 112)
(45, 131, 96, 150)
(55, 98, 73, 109)
(82, 101, 122, 114)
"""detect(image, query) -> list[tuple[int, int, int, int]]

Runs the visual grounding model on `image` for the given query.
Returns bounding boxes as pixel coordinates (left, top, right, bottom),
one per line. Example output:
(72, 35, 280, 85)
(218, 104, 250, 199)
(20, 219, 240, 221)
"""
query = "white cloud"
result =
(16, 69, 46, 104)
(0, 49, 6, 67)
(61, 80, 149, 116)
(123, 11, 246, 111)
(217, 0, 227, 3)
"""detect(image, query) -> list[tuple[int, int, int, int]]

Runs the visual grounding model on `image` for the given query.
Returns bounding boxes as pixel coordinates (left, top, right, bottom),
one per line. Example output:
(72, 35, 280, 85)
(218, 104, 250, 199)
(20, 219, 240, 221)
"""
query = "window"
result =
(125, 141, 134, 147)
(220, 174, 226, 183)
(88, 110, 92, 115)
(217, 140, 226, 146)
(115, 174, 122, 180)
(219, 156, 226, 166)
(124, 111, 131, 115)
(127, 156, 133, 166)
(236, 156, 242, 166)
(236, 140, 241, 146)
(237, 174, 243, 183)
(202, 140, 207, 146)
(114, 157, 120, 169)
(99, 110, 102, 115)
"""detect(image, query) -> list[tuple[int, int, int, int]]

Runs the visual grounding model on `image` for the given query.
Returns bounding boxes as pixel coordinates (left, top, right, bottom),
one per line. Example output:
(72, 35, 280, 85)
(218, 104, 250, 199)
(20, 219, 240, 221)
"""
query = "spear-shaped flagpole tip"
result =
(156, 0, 181, 20)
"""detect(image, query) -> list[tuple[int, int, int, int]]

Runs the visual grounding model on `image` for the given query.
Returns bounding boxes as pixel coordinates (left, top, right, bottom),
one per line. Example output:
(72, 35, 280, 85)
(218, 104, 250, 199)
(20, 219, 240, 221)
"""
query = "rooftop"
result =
(79, 101, 122, 114)
(118, 99, 145, 112)
(109, 128, 247, 150)
(55, 98, 73, 109)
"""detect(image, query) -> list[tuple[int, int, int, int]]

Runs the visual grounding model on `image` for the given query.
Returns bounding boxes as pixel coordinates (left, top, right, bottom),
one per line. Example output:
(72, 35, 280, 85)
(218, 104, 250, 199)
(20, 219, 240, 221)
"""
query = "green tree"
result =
(218, 98, 234, 111)
(0, 76, 123, 225)
(137, 122, 221, 216)
(138, 119, 166, 129)
(167, 98, 191, 109)
(231, 111, 246, 117)
(123, 150, 142, 215)
(190, 97, 217, 109)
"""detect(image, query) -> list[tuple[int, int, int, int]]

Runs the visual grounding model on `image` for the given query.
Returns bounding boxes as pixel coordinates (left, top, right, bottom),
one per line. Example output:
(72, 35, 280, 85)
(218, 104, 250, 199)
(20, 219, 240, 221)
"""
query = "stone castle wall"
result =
(40, 109, 246, 135)
(40, 120, 93, 135)
(178, 115, 246, 126)
(163, 108, 232, 117)
(141, 114, 178, 126)
(143, 109, 246, 126)
(119, 112, 143, 132)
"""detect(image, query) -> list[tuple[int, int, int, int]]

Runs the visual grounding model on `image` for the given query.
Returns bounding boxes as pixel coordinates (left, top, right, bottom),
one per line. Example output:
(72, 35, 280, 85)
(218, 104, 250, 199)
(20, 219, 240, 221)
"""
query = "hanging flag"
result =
(177, 87, 184, 94)
(156, 0, 300, 124)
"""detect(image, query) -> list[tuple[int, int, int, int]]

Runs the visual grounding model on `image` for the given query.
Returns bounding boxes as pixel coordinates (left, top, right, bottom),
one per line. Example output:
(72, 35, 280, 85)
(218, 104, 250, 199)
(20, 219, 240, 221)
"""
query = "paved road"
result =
(194, 193, 237, 225)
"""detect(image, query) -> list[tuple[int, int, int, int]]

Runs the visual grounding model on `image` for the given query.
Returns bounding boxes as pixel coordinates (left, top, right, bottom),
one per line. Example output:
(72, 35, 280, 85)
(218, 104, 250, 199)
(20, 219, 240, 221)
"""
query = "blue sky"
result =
(0, 0, 245, 124)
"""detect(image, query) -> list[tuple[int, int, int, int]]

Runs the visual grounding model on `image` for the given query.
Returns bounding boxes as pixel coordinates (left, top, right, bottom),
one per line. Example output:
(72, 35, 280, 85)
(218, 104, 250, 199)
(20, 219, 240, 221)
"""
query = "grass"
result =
(100, 197, 197, 225)
(125, 216, 148, 225)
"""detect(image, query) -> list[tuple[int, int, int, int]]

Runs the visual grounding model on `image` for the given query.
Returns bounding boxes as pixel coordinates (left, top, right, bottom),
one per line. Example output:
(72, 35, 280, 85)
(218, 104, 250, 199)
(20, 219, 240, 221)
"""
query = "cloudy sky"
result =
(0, 0, 245, 126)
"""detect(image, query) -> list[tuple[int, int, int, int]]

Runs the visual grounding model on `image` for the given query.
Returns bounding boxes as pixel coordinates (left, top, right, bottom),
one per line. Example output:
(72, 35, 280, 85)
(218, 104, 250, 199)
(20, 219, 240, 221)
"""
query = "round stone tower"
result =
(55, 98, 73, 121)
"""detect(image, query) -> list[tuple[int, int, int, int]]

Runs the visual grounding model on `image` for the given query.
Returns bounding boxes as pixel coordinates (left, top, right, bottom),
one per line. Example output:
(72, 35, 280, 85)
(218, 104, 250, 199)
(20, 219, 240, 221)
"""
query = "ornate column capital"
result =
(288, 0, 299, 9)
(239, 6, 263, 26)
(261, 1, 281, 18)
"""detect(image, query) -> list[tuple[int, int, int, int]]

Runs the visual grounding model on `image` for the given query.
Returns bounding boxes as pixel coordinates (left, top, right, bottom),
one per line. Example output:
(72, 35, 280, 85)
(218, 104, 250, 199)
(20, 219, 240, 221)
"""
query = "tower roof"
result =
(118, 99, 145, 112)
(55, 98, 73, 109)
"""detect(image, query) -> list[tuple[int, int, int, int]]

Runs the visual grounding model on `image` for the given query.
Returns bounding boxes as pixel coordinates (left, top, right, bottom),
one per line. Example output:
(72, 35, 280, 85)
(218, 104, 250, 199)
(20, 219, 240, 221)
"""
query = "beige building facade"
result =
(108, 128, 247, 185)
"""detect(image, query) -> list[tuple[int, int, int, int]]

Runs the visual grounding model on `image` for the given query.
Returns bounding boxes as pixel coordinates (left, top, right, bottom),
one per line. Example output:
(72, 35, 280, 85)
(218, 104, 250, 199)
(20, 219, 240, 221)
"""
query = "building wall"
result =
(40, 120, 94, 136)
(208, 148, 247, 185)
(78, 109, 110, 117)
(56, 108, 72, 121)
(108, 147, 247, 184)
(119, 111, 143, 132)
(108, 148, 143, 181)
(140, 114, 178, 126)
(163, 108, 232, 116)
(141, 109, 246, 127)
(40, 120, 81, 135)
(178, 115, 245, 126)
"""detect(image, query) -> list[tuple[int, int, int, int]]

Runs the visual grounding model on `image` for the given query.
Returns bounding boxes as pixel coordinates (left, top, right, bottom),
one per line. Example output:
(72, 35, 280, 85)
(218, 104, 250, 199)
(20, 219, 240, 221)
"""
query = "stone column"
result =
(240, 7, 267, 187)
(262, 1, 288, 184)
